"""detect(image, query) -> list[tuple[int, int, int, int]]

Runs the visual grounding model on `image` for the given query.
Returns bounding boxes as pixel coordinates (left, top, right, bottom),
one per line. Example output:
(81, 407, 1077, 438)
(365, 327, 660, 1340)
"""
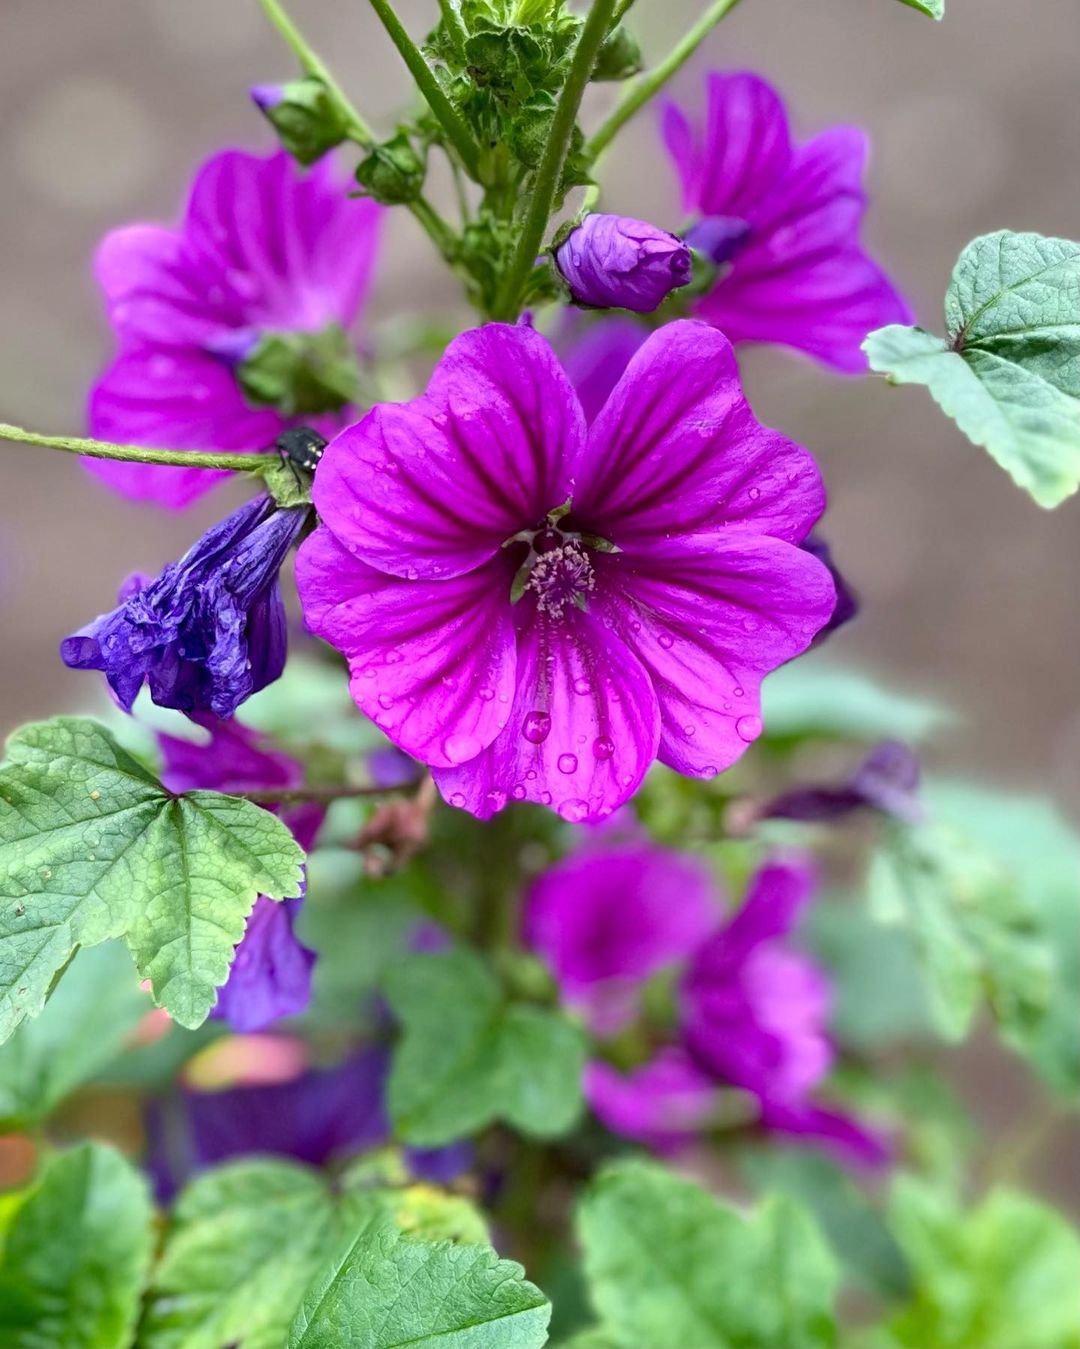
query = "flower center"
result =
(525, 535, 596, 619)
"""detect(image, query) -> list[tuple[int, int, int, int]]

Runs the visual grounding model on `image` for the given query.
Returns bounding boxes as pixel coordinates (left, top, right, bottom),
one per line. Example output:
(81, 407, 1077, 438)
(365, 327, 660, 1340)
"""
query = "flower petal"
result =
(572, 321, 825, 548)
(697, 127, 912, 371)
(86, 346, 283, 508)
(560, 316, 648, 425)
(433, 598, 660, 821)
(313, 324, 585, 580)
(213, 896, 315, 1032)
(585, 1051, 719, 1151)
(296, 527, 518, 768)
(592, 534, 835, 778)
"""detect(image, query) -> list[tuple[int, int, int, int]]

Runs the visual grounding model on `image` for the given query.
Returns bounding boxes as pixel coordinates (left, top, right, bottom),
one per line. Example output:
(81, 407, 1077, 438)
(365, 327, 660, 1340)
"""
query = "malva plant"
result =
(0, 0, 1078, 1346)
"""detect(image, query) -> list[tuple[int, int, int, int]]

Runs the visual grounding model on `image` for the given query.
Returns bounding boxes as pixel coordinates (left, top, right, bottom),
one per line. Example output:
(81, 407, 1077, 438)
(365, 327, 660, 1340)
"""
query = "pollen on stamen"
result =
(526, 540, 596, 618)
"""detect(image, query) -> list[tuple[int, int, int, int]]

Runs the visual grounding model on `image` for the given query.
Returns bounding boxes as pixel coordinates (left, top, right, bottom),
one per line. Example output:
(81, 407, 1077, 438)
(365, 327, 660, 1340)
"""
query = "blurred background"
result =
(0, 0, 1077, 1200)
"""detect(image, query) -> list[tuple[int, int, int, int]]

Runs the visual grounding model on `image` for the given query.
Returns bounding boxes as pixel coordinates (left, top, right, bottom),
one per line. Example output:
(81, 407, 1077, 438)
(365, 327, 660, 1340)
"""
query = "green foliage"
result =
(0, 1143, 153, 1349)
(356, 132, 427, 204)
(288, 1221, 552, 1349)
(895, 0, 943, 16)
(237, 324, 363, 417)
(762, 658, 952, 743)
(591, 26, 642, 81)
(385, 948, 585, 1146)
(874, 1179, 1080, 1349)
(253, 76, 349, 165)
(0, 717, 305, 1040)
(865, 231, 1080, 507)
(0, 940, 147, 1126)
(577, 1159, 839, 1349)
(868, 820, 1049, 1041)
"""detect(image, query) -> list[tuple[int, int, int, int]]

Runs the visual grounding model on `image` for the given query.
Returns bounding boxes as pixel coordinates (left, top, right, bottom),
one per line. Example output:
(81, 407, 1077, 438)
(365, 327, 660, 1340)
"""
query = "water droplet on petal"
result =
(573, 677, 592, 695)
(540, 791, 552, 805)
(377, 692, 394, 710)
(449, 792, 466, 807)
(683, 724, 696, 737)
(732, 685, 744, 698)
(748, 486, 761, 500)
(657, 632, 675, 650)
(511, 784, 527, 800)
(385, 649, 403, 665)
(485, 789, 507, 811)
(557, 753, 578, 774)
(522, 711, 551, 744)
(702, 765, 718, 779)
(741, 616, 759, 633)
(478, 686, 495, 702)
(592, 736, 615, 760)
(526, 770, 538, 781)
(405, 567, 419, 580)
(443, 732, 482, 763)
(736, 714, 762, 742)
(559, 798, 590, 822)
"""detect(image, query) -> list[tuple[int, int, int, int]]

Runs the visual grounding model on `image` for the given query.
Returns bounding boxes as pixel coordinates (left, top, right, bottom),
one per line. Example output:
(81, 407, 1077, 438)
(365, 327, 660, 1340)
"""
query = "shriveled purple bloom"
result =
(662, 71, 911, 371)
(158, 716, 323, 1031)
(524, 841, 715, 1035)
(88, 148, 382, 508)
(555, 214, 691, 313)
(297, 320, 835, 823)
(61, 494, 306, 718)
(765, 740, 923, 826)
(585, 1051, 718, 1153)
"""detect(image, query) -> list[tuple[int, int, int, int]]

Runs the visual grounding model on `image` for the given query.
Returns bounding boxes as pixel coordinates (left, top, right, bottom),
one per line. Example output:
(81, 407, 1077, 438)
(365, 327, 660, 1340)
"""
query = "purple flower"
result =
(558, 316, 648, 425)
(62, 494, 306, 718)
(801, 533, 859, 641)
(764, 740, 923, 826)
(297, 320, 835, 823)
(662, 71, 911, 372)
(585, 1051, 718, 1152)
(158, 716, 323, 1031)
(88, 148, 382, 508)
(554, 214, 691, 313)
(523, 841, 715, 1035)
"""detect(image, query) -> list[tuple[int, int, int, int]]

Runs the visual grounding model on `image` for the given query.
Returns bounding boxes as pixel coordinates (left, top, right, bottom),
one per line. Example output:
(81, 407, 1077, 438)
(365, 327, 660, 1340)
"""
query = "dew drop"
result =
(702, 765, 718, 779)
(449, 792, 466, 808)
(405, 567, 419, 581)
(377, 692, 394, 710)
(741, 616, 759, 633)
(443, 732, 482, 763)
(748, 486, 761, 500)
(736, 714, 762, 742)
(592, 735, 615, 760)
(573, 676, 592, 695)
(557, 752, 578, 774)
(657, 632, 675, 650)
(683, 724, 696, 737)
(732, 685, 744, 698)
(385, 649, 403, 665)
(540, 791, 552, 805)
(522, 710, 552, 744)
(478, 686, 495, 702)
(511, 784, 527, 800)
(558, 798, 590, 822)
(526, 770, 538, 781)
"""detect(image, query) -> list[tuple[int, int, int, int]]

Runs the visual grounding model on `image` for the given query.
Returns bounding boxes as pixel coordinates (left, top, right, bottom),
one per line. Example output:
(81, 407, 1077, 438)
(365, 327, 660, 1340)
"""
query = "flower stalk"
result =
(0, 423, 261, 474)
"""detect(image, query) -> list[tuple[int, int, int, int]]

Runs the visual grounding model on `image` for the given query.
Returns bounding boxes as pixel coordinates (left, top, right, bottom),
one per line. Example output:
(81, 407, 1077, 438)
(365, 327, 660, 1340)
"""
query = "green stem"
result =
(365, 0, 481, 179)
(0, 424, 261, 474)
(609, 0, 638, 26)
(493, 0, 620, 321)
(258, 0, 376, 147)
(588, 0, 743, 160)
(240, 783, 408, 807)
(437, 0, 469, 56)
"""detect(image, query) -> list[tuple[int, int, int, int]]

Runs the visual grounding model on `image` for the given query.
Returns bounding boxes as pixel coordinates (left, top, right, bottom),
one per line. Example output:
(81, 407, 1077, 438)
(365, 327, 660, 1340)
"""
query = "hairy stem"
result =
(588, 0, 743, 160)
(0, 424, 261, 474)
(239, 782, 411, 807)
(493, 0, 620, 321)
(366, 0, 482, 179)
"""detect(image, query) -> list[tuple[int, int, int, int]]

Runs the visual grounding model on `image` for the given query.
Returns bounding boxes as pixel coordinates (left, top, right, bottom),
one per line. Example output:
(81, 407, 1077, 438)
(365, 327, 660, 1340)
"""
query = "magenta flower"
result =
(554, 214, 691, 313)
(158, 716, 323, 1031)
(297, 320, 835, 822)
(585, 1051, 718, 1153)
(88, 148, 382, 508)
(524, 840, 716, 1035)
(662, 71, 911, 372)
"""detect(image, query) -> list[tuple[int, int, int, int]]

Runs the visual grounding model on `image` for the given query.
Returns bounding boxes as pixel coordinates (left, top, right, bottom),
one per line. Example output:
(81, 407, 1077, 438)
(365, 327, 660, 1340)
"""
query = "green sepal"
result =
(237, 324, 363, 417)
(355, 132, 427, 205)
(253, 77, 349, 166)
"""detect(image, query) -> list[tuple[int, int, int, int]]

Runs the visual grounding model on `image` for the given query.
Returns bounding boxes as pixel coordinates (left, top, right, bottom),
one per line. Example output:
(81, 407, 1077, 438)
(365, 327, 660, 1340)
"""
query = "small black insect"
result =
(275, 425, 328, 478)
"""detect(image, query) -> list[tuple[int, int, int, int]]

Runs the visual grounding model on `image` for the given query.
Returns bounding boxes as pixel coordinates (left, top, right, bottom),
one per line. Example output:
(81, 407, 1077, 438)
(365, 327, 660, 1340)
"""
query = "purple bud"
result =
(555, 214, 692, 313)
(802, 532, 859, 645)
(250, 83, 286, 114)
(684, 215, 752, 267)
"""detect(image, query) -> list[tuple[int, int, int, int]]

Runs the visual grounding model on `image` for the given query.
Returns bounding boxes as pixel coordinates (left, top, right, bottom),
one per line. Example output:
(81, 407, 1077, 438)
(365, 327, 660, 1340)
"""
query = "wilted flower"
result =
(157, 716, 322, 1032)
(61, 494, 306, 717)
(297, 320, 835, 822)
(554, 213, 691, 312)
(662, 71, 911, 371)
(88, 148, 382, 508)
(525, 839, 888, 1165)
(764, 739, 923, 825)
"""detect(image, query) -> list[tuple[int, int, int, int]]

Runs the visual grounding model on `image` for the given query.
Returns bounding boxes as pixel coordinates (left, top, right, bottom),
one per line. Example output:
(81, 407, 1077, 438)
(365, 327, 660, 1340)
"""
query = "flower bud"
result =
(554, 214, 691, 313)
(592, 25, 643, 81)
(250, 78, 347, 166)
(354, 132, 426, 205)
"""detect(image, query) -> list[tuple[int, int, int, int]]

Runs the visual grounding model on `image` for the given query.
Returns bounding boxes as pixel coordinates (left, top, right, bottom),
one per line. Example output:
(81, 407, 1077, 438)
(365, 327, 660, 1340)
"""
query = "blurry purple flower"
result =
(801, 533, 859, 641)
(662, 71, 911, 371)
(585, 1050, 718, 1152)
(554, 214, 691, 313)
(368, 744, 424, 790)
(61, 494, 306, 717)
(158, 715, 323, 1031)
(88, 148, 382, 508)
(250, 83, 286, 114)
(558, 316, 648, 425)
(524, 841, 715, 1035)
(297, 320, 835, 822)
(765, 740, 923, 826)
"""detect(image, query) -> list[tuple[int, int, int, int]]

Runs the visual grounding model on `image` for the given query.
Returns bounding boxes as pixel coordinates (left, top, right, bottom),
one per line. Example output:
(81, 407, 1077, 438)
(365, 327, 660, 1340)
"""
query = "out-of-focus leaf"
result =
(895, 0, 943, 16)
(762, 660, 952, 744)
(288, 1221, 551, 1349)
(577, 1159, 838, 1349)
(0, 1142, 153, 1349)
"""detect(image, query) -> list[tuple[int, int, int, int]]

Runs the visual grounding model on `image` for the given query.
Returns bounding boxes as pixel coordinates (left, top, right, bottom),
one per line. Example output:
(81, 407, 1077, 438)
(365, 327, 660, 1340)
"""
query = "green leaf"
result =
(865, 230, 1080, 507)
(762, 658, 952, 744)
(289, 1221, 552, 1349)
(878, 1179, 1080, 1349)
(141, 1160, 341, 1349)
(895, 0, 943, 17)
(0, 940, 149, 1126)
(385, 949, 585, 1146)
(577, 1159, 838, 1349)
(0, 1142, 153, 1349)
(867, 820, 1050, 1040)
(0, 717, 305, 1041)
